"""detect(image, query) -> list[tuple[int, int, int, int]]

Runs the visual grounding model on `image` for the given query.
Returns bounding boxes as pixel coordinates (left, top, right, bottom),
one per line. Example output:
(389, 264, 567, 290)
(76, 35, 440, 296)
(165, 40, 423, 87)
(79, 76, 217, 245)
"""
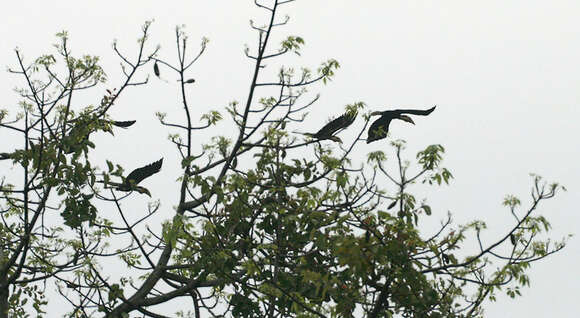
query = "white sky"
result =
(1, 1, 578, 317)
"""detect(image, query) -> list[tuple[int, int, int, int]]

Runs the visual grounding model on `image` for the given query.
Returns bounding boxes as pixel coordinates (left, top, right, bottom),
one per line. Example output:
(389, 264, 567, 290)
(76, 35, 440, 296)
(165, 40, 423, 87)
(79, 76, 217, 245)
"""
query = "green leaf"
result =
(106, 160, 114, 172)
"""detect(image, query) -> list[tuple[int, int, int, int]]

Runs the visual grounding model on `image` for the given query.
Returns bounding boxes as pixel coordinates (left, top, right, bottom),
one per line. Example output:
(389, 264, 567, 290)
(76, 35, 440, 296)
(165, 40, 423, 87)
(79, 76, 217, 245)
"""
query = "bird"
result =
(64, 120, 136, 154)
(298, 110, 357, 143)
(1, 121, 138, 162)
(366, 106, 436, 143)
(104, 159, 163, 196)
(67, 118, 136, 136)
(104, 120, 136, 128)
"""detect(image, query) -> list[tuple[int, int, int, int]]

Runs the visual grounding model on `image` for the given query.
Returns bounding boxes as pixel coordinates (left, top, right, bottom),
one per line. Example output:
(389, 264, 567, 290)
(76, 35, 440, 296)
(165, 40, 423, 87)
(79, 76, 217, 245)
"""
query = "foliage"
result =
(0, 1, 568, 318)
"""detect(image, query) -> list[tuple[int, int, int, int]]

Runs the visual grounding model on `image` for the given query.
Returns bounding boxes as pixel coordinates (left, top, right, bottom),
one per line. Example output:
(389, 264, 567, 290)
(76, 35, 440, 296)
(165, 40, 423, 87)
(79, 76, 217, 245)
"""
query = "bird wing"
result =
(367, 116, 393, 143)
(125, 158, 163, 186)
(111, 120, 137, 128)
(313, 111, 357, 138)
(395, 106, 436, 116)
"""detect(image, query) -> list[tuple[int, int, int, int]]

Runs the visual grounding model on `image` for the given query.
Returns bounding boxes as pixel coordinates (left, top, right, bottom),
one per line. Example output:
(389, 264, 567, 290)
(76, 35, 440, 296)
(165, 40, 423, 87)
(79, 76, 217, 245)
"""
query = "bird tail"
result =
(292, 131, 314, 138)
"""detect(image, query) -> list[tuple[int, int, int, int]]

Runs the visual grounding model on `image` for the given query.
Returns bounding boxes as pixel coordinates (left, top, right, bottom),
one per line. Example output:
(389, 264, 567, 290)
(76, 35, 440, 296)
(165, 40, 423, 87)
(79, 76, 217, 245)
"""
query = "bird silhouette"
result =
(104, 159, 163, 196)
(367, 106, 436, 143)
(298, 110, 357, 143)
(64, 120, 136, 154)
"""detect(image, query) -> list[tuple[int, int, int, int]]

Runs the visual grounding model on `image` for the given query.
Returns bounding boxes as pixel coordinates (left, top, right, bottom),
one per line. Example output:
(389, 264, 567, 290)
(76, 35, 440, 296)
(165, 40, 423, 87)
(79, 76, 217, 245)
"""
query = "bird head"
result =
(398, 115, 415, 125)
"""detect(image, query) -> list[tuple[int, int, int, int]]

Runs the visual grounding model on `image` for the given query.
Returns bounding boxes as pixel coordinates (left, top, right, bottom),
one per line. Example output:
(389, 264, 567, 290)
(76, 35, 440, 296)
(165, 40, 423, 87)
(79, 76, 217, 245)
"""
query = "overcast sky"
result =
(2, 1, 578, 317)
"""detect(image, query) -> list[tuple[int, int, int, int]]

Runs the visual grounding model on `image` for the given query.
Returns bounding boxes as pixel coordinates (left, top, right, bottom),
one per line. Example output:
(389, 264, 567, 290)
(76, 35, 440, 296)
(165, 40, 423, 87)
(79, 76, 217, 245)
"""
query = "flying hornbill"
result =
(64, 120, 136, 154)
(70, 119, 136, 134)
(366, 106, 436, 143)
(0, 121, 138, 161)
(298, 110, 357, 143)
(103, 120, 137, 128)
(104, 158, 163, 196)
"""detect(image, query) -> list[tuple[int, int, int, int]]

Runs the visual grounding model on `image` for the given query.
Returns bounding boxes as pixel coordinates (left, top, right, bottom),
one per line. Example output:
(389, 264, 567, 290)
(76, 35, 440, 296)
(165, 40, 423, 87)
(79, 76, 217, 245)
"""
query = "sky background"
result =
(1, 1, 578, 316)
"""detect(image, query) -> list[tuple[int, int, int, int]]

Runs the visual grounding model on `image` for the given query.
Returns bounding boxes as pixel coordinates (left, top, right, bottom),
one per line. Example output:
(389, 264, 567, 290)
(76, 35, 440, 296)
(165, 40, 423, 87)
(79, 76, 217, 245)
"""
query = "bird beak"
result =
(136, 187, 152, 197)
(330, 136, 343, 143)
(399, 115, 415, 125)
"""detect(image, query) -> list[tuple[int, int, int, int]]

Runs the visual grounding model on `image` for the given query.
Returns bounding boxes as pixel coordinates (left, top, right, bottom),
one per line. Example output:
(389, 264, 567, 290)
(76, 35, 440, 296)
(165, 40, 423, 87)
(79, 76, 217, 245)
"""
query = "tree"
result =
(0, 1, 568, 317)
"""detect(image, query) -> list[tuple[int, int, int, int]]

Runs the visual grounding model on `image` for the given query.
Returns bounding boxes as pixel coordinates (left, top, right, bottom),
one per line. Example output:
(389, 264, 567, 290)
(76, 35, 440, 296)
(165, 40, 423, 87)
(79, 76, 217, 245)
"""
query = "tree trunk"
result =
(0, 284, 9, 318)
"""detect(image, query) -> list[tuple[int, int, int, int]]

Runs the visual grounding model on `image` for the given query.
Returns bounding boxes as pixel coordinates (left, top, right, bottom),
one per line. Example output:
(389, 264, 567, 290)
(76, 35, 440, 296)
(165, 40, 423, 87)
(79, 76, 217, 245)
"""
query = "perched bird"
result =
(105, 159, 163, 196)
(366, 106, 436, 143)
(298, 110, 357, 143)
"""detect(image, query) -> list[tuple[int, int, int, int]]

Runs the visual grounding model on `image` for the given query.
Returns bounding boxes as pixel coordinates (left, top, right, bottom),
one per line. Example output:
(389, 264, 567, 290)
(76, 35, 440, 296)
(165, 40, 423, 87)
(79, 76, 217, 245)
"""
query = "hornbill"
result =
(298, 110, 357, 143)
(64, 119, 136, 154)
(103, 158, 163, 196)
(0, 121, 138, 161)
(70, 119, 136, 134)
(366, 106, 436, 143)
(103, 120, 136, 128)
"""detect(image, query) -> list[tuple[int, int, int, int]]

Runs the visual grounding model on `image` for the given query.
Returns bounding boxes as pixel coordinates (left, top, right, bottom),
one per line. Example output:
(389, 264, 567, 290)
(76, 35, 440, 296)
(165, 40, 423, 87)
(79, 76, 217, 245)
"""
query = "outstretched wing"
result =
(125, 158, 163, 186)
(111, 120, 137, 128)
(367, 106, 435, 143)
(367, 116, 393, 143)
(396, 105, 436, 116)
(313, 111, 357, 138)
